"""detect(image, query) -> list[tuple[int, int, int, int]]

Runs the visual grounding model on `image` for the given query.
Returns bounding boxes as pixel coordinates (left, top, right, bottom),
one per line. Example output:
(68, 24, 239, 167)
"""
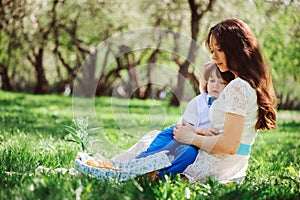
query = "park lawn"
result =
(0, 90, 299, 199)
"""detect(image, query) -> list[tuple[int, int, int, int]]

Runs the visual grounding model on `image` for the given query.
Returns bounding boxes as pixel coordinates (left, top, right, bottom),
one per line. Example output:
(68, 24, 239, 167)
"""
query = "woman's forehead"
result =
(209, 36, 220, 47)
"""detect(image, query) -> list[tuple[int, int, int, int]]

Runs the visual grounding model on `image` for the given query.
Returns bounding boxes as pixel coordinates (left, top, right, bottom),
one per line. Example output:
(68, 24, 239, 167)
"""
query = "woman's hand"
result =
(173, 124, 196, 145)
(196, 127, 221, 136)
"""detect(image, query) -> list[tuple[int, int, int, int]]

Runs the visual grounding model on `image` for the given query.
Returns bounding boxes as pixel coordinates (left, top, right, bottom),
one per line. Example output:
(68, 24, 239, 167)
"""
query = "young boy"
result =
(135, 63, 232, 178)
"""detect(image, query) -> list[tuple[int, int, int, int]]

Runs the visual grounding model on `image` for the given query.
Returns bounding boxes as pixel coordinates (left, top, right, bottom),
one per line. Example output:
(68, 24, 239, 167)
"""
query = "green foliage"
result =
(0, 0, 299, 109)
(0, 91, 299, 199)
(256, 1, 300, 109)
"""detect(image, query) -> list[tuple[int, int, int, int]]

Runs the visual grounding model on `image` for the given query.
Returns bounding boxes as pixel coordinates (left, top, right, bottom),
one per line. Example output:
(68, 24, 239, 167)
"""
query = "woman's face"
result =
(210, 36, 229, 72)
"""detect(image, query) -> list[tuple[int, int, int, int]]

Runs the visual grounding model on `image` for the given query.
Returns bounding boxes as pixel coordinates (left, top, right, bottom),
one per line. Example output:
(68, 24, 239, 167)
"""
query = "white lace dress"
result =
(182, 78, 258, 183)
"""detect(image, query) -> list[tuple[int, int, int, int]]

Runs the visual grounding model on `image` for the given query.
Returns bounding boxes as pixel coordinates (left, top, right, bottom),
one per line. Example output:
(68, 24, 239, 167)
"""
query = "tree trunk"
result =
(188, 72, 200, 94)
(0, 63, 12, 91)
(34, 48, 48, 94)
(144, 49, 159, 99)
(169, 10, 200, 105)
(169, 59, 191, 106)
(169, 0, 215, 106)
(121, 45, 141, 99)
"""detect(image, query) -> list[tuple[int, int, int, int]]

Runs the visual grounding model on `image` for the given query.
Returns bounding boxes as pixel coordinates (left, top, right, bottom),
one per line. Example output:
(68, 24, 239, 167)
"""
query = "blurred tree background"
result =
(0, 0, 299, 109)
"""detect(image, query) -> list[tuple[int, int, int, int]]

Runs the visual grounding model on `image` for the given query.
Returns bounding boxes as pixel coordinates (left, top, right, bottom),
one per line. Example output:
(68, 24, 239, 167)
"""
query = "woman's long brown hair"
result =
(205, 19, 277, 130)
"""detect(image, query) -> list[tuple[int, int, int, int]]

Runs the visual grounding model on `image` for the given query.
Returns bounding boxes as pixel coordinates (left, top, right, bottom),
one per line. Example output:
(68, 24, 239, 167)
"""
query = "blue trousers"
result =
(136, 125, 198, 177)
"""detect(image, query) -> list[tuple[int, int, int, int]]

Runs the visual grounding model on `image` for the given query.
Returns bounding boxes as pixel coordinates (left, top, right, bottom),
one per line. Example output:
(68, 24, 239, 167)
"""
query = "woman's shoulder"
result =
(228, 77, 248, 85)
(227, 78, 254, 90)
(224, 78, 256, 96)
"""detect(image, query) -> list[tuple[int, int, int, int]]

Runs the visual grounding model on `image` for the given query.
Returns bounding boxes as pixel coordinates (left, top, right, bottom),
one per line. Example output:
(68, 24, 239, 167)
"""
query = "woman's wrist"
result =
(196, 127, 206, 135)
(196, 127, 209, 136)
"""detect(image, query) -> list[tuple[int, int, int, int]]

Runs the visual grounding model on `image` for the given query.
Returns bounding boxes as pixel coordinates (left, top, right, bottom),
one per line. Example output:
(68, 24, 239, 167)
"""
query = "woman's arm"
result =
(174, 112, 244, 155)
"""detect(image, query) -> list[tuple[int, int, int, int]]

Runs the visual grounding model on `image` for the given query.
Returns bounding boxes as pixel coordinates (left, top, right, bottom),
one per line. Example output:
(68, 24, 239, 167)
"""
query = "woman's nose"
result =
(211, 52, 218, 60)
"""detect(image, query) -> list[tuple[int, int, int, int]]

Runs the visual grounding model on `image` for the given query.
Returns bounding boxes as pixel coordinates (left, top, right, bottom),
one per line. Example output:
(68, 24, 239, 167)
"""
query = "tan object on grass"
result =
(85, 156, 121, 171)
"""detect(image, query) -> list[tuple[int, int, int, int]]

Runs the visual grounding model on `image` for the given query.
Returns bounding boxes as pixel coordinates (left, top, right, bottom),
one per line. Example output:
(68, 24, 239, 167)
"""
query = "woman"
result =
(173, 18, 277, 183)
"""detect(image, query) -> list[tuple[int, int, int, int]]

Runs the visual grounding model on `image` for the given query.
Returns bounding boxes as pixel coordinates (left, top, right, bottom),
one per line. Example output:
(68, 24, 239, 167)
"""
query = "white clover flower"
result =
(54, 168, 68, 175)
(185, 187, 191, 199)
(69, 168, 80, 176)
(35, 166, 44, 174)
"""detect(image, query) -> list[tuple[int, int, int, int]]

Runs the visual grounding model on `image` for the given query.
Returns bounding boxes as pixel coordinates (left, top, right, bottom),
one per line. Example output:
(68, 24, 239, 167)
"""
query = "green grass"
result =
(0, 90, 299, 199)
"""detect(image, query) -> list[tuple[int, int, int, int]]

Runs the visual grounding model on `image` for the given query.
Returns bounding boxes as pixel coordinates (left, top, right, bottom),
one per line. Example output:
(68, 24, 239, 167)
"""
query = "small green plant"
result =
(64, 117, 90, 152)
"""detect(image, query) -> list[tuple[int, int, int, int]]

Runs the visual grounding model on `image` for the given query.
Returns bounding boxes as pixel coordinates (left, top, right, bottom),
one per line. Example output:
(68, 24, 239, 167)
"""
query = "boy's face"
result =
(207, 70, 227, 98)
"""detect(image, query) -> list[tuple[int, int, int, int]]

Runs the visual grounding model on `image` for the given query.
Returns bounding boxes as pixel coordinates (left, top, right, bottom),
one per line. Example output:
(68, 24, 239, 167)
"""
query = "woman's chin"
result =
(219, 67, 229, 72)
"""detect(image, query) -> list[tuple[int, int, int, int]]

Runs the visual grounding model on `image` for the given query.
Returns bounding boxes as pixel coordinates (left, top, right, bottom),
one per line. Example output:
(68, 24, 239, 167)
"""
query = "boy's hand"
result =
(207, 127, 221, 135)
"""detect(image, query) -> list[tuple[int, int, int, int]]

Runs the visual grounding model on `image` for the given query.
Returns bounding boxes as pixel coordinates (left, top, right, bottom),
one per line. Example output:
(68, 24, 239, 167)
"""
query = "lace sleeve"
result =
(224, 81, 249, 116)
